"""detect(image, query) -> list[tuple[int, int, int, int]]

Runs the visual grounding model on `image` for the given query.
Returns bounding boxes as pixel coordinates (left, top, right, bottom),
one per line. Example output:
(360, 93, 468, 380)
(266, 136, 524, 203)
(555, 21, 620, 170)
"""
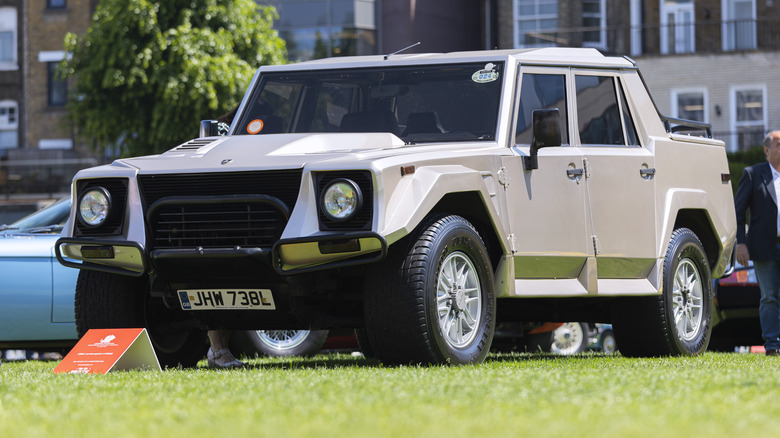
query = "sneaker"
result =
(766, 349, 779, 356)
(206, 348, 245, 368)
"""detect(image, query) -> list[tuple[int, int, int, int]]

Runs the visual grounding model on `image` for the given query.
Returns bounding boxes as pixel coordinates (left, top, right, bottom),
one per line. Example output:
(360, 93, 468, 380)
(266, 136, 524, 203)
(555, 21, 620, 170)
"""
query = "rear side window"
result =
(575, 75, 625, 146)
(515, 73, 568, 145)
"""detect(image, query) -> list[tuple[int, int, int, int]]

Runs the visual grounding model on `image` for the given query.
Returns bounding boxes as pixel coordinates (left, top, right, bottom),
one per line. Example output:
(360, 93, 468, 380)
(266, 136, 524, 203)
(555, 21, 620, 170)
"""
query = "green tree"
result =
(62, 0, 286, 157)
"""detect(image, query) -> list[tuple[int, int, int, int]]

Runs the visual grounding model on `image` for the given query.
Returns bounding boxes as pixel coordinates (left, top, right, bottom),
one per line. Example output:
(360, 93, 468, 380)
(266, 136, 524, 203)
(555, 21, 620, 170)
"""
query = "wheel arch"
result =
(661, 187, 734, 278)
(672, 208, 721, 276)
(427, 192, 505, 271)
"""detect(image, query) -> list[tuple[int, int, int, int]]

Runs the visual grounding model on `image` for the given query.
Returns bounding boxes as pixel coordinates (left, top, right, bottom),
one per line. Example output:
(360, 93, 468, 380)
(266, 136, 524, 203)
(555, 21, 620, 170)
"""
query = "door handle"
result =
(640, 168, 656, 180)
(567, 168, 584, 178)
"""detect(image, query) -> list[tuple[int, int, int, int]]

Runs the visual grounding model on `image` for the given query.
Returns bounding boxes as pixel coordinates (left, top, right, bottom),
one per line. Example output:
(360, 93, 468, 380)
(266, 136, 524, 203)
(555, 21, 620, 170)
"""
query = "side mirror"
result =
(200, 120, 219, 138)
(524, 108, 562, 170)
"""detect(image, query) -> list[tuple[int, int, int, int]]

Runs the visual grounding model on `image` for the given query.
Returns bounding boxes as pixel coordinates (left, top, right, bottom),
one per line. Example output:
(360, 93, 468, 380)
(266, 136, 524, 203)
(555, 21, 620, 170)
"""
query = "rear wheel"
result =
(612, 228, 712, 357)
(363, 215, 496, 365)
(550, 322, 589, 355)
(75, 270, 207, 368)
(233, 329, 328, 357)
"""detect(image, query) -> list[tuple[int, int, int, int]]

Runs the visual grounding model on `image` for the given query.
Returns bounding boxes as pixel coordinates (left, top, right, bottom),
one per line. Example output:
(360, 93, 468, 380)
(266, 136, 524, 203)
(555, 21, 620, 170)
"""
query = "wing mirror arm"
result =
(524, 108, 562, 171)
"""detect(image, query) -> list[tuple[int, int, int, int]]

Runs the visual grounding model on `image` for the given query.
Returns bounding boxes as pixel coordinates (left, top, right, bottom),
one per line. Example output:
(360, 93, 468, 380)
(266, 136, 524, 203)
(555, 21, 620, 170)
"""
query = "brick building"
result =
(24, 0, 95, 154)
(0, 0, 22, 153)
(494, 0, 780, 152)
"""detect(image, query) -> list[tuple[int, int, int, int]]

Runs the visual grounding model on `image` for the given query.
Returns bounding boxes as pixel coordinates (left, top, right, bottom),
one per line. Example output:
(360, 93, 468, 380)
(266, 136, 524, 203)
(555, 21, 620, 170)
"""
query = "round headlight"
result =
(78, 188, 112, 227)
(321, 179, 363, 221)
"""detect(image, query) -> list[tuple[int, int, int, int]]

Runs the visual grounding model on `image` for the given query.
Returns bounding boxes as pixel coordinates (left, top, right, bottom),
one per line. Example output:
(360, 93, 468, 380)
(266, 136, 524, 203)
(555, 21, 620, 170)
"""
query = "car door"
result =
(502, 67, 594, 296)
(572, 71, 658, 294)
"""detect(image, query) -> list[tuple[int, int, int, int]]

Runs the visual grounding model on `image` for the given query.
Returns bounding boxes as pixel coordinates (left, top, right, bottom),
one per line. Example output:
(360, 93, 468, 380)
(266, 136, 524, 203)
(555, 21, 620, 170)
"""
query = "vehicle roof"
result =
(259, 47, 637, 72)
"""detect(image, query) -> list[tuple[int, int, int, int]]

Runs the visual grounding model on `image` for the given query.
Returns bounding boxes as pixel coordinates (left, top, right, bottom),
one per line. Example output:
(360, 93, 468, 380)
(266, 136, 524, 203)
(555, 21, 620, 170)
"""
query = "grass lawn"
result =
(1, 352, 779, 438)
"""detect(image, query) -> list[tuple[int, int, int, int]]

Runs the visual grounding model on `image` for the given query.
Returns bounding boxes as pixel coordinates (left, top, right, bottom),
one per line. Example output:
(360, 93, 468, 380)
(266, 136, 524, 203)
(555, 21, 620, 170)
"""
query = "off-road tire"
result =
(363, 214, 496, 365)
(75, 270, 207, 368)
(612, 228, 712, 356)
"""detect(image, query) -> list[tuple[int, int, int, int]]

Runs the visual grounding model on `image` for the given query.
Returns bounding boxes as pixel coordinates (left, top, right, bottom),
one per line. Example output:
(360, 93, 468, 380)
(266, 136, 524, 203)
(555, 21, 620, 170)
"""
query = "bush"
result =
(727, 146, 765, 195)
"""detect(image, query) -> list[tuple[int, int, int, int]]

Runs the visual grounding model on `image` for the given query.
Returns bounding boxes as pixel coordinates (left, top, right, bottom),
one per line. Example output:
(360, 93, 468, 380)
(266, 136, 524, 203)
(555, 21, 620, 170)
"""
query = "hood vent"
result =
(171, 138, 222, 152)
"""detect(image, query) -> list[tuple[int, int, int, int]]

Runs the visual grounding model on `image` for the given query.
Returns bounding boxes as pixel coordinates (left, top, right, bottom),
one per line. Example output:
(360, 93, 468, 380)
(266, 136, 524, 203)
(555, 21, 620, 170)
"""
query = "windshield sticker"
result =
(472, 63, 499, 83)
(247, 119, 264, 134)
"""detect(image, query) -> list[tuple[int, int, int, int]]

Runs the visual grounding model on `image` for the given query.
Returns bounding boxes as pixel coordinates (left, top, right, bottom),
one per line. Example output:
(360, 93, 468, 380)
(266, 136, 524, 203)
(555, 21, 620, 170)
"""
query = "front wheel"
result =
(75, 270, 207, 368)
(613, 228, 713, 357)
(363, 215, 496, 365)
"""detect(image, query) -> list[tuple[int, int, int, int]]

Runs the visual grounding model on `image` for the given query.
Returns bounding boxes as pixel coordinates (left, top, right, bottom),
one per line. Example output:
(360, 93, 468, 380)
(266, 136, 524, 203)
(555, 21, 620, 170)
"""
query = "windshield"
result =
(234, 62, 504, 143)
(7, 197, 71, 232)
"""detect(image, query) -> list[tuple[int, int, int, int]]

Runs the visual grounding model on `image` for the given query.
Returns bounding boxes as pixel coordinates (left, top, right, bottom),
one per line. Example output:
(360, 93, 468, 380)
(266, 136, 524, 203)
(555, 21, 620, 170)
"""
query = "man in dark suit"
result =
(735, 130, 780, 355)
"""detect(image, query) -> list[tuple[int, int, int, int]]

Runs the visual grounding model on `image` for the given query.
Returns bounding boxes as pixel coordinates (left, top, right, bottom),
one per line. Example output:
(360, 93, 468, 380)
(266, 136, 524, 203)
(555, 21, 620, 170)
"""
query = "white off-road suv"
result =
(56, 48, 736, 367)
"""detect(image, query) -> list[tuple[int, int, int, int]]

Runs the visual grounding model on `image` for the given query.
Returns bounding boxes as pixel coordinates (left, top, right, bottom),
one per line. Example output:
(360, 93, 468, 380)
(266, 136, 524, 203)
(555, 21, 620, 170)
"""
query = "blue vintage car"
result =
(0, 198, 78, 349)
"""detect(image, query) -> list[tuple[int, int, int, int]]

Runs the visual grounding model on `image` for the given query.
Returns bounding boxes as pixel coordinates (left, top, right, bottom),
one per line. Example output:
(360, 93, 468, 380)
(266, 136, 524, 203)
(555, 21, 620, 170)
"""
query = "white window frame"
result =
(722, 0, 756, 51)
(581, 0, 607, 50)
(729, 84, 767, 152)
(671, 87, 708, 123)
(659, 0, 695, 55)
(0, 7, 18, 71)
(513, 0, 559, 49)
(0, 99, 18, 149)
(39, 139, 73, 150)
(630, 0, 643, 56)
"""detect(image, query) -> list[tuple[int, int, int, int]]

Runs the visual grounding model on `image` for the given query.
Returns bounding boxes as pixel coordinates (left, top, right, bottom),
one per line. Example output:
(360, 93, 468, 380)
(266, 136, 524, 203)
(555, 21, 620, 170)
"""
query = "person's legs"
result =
(206, 330, 245, 368)
(753, 248, 780, 352)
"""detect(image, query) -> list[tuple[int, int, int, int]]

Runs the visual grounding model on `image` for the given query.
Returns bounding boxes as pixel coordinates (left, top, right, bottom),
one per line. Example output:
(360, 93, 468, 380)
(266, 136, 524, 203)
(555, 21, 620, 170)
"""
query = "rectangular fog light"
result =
(80, 245, 115, 259)
(318, 238, 361, 254)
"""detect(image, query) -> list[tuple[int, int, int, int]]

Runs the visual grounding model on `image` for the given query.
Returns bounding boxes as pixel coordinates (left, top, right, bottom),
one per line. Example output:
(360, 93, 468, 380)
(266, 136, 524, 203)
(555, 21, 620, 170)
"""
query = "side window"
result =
(617, 81, 640, 146)
(575, 75, 624, 146)
(515, 73, 568, 145)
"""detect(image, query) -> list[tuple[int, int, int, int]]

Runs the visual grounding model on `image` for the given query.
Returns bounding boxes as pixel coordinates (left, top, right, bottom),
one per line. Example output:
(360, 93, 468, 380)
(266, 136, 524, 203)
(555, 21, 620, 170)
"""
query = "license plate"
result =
(178, 289, 276, 311)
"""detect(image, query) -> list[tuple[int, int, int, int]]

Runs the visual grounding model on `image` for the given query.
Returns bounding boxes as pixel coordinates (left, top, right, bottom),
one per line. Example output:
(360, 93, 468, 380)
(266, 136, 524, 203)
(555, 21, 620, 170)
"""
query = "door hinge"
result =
(508, 233, 517, 253)
(592, 235, 600, 255)
(498, 167, 510, 188)
(583, 158, 591, 179)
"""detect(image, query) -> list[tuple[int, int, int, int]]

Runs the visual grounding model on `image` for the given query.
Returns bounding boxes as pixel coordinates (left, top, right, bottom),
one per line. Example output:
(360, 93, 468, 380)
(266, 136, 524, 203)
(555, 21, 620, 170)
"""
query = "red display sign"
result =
(53, 328, 161, 374)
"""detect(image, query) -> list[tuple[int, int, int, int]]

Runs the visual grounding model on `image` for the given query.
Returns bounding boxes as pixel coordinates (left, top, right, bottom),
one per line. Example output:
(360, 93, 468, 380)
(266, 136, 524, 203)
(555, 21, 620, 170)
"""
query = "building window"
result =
(731, 85, 766, 151)
(47, 0, 66, 9)
(0, 7, 17, 70)
(275, 0, 376, 62)
(672, 89, 707, 122)
(722, 0, 756, 51)
(48, 62, 67, 107)
(0, 100, 18, 149)
(660, 0, 695, 55)
(514, 0, 559, 48)
(582, 0, 606, 49)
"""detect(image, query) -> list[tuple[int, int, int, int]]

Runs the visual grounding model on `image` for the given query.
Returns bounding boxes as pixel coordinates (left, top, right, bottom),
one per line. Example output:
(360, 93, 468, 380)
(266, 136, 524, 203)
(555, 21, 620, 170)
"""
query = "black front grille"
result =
(138, 170, 302, 250)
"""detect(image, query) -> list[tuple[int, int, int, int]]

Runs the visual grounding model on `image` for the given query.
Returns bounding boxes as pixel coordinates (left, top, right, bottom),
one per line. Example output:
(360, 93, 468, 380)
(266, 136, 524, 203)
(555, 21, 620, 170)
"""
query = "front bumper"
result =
(55, 231, 387, 278)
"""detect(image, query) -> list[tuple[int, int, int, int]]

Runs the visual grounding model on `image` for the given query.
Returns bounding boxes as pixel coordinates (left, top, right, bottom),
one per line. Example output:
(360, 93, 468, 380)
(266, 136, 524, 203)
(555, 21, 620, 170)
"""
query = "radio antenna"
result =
(384, 42, 421, 60)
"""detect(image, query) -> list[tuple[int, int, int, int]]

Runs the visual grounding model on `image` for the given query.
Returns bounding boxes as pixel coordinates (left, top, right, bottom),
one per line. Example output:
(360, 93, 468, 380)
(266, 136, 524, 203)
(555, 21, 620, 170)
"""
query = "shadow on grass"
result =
(194, 350, 620, 371)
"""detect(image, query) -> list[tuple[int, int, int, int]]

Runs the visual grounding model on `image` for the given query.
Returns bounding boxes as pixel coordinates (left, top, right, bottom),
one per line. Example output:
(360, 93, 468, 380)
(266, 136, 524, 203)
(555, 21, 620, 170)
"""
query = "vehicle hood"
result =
(0, 233, 59, 257)
(116, 133, 408, 174)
